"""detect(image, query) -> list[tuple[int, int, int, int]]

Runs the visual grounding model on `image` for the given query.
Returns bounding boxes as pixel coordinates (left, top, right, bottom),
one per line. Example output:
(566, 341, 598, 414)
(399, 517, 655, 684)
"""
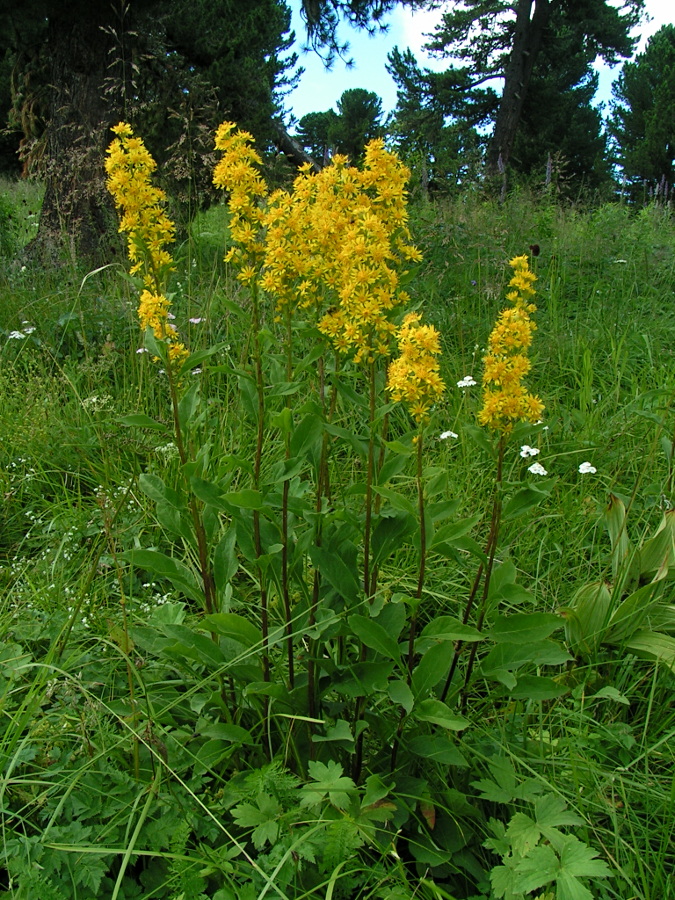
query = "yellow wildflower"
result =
(478, 255, 544, 432)
(387, 312, 446, 423)
(105, 124, 186, 365)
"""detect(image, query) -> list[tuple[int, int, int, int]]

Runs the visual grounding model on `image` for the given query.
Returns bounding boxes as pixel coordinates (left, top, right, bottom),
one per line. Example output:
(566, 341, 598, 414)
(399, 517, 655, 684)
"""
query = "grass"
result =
(0, 180, 673, 900)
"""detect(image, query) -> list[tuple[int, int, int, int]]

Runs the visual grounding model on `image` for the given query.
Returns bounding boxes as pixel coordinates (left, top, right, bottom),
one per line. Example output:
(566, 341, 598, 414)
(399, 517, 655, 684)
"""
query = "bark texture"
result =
(29, 5, 121, 264)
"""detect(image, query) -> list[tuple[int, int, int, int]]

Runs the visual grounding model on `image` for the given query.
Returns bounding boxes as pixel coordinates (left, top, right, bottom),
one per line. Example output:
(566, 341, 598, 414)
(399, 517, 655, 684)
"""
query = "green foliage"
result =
(610, 24, 675, 193)
(0, 177, 674, 899)
(296, 88, 384, 164)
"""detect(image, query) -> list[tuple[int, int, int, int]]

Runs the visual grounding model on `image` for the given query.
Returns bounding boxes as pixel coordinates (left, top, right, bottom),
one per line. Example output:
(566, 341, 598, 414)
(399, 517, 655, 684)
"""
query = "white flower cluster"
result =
(578, 461, 597, 474)
(457, 375, 477, 389)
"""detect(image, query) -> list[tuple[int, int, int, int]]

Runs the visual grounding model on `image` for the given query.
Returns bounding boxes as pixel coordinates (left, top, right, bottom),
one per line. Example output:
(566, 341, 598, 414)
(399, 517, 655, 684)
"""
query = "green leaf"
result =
(371, 485, 417, 516)
(510, 675, 568, 701)
(406, 734, 468, 767)
(201, 723, 254, 744)
(621, 629, 675, 672)
(301, 760, 357, 810)
(231, 794, 282, 849)
(488, 612, 562, 644)
(310, 545, 360, 603)
(411, 642, 451, 697)
(139, 473, 183, 509)
(388, 679, 414, 713)
(121, 549, 203, 603)
(201, 613, 262, 648)
(430, 514, 481, 548)
(371, 511, 416, 567)
(178, 380, 200, 430)
(503, 480, 556, 520)
(290, 413, 324, 459)
(417, 615, 483, 647)
(176, 342, 229, 379)
(349, 614, 401, 662)
(223, 489, 264, 510)
(415, 699, 470, 731)
(213, 528, 238, 592)
(119, 413, 167, 431)
(160, 624, 226, 669)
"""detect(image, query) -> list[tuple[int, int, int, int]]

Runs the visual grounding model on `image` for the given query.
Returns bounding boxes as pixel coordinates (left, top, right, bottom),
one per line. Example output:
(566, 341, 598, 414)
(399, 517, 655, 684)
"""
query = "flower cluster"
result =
(212, 122, 268, 279)
(478, 255, 544, 432)
(212, 124, 420, 364)
(387, 312, 445, 423)
(105, 123, 186, 363)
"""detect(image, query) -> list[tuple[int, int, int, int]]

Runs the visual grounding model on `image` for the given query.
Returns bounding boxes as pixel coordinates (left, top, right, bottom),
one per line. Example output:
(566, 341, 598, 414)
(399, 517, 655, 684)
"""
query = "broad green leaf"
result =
(412, 642, 451, 697)
(620, 629, 675, 672)
(415, 699, 470, 731)
(510, 675, 568, 701)
(202, 613, 262, 648)
(563, 580, 612, 654)
(503, 480, 556, 520)
(430, 514, 481, 549)
(160, 624, 226, 669)
(223, 489, 264, 510)
(213, 528, 238, 591)
(119, 413, 167, 431)
(139, 473, 183, 509)
(349, 614, 401, 662)
(388, 679, 414, 713)
(177, 380, 200, 430)
(312, 719, 355, 746)
(121, 549, 203, 603)
(290, 413, 323, 458)
(202, 723, 254, 744)
(606, 579, 665, 642)
(418, 615, 483, 645)
(488, 612, 562, 644)
(176, 342, 229, 379)
(406, 734, 468, 767)
(371, 485, 417, 516)
(310, 545, 360, 603)
(371, 511, 416, 566)
(604, 493, 632, 581)
(193, 739, 234, 774)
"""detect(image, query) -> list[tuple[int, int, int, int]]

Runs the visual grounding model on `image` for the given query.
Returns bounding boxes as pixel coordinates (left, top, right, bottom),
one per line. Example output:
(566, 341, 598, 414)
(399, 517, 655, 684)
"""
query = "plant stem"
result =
(251, 281, 270, 684)
(441, 435, 505, 705)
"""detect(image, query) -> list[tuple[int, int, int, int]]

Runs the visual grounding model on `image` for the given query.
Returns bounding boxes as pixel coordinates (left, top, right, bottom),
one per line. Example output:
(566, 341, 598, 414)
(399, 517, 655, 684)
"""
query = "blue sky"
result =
(286, 0, 674, 123)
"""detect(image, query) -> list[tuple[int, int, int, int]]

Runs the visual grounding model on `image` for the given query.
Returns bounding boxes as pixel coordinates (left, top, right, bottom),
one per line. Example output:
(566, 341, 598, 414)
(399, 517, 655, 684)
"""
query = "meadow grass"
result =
(0, 177, 673, 900)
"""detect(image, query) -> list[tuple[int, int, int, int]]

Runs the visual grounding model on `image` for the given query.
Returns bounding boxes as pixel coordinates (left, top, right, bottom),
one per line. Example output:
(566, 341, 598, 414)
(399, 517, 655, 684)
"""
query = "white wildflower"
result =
(520, 445, 540, 458)
(528, 462, 548, 476)
(457, 375, 477, 388)
(579, 461, 597, 474)
(439, 430, 458, 440)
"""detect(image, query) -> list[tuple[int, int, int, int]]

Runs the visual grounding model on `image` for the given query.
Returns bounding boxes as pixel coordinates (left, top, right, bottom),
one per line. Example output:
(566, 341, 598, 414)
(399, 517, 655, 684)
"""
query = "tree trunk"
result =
(28, 4, 122, 265)
(486, 0, 553, 178)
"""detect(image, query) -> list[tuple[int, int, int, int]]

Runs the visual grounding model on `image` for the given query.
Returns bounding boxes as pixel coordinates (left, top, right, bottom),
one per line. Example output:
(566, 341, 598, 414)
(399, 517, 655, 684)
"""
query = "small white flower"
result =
(614, 259, 628, 264)
(136, 347, 149, 354)
(191, 368, 202, 375)
(457, 375, 477, 388)
(167, 312, 176, 320)
(579, 461, 597, 474)
(189, 317, 204, 324)
(22, 326, 35, 335)
(8, 331, 26, 339)
(520, 445, 540, 458)
(528, 462, 548, 476)
(439, 430, 458, 440)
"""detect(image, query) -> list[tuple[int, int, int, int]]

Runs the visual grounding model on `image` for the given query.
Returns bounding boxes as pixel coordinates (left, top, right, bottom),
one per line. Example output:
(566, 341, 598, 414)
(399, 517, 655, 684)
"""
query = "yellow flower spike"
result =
(387, 312, 446, 424)
(105, 124, 186, 365)
(478, 255, 544, 432)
